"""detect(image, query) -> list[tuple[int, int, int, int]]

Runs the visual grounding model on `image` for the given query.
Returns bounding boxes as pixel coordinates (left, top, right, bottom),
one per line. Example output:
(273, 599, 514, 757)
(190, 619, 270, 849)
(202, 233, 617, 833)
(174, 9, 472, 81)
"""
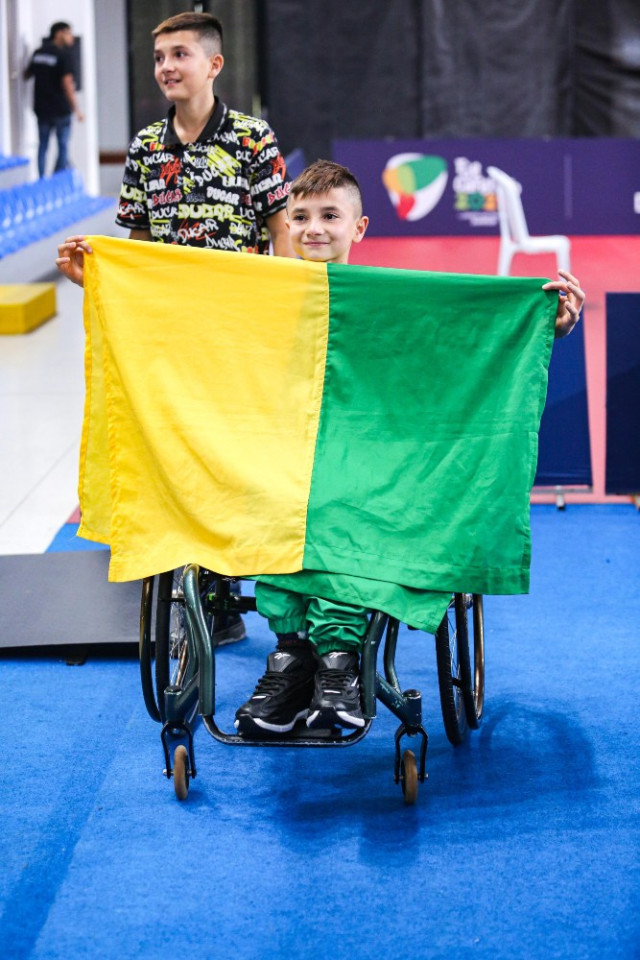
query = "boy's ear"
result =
(209, 53, 224, 80)
(352, 215, 369, 244)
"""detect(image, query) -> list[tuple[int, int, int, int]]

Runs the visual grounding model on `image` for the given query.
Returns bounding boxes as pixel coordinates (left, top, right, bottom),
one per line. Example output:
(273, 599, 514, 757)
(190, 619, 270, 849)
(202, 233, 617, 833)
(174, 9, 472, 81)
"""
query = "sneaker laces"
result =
(315, 666, 357, 695)
(251, 671, 300, 697)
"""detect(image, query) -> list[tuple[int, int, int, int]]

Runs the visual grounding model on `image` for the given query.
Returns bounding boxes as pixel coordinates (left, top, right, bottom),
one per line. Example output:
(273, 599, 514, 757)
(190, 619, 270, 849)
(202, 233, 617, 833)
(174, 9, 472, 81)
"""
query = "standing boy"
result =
(57, 11, 294, 643)
(234, 159, 586, 737)
(25, 21, 84, 178)
(57, 10, 292, 279)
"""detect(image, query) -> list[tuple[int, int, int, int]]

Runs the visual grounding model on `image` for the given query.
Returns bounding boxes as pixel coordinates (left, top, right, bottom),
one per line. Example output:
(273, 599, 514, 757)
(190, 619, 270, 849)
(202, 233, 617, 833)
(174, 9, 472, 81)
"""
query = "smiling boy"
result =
(120, 11, 291, 254)
(285, 167, 368, 264)
(57, 11, 292, 283)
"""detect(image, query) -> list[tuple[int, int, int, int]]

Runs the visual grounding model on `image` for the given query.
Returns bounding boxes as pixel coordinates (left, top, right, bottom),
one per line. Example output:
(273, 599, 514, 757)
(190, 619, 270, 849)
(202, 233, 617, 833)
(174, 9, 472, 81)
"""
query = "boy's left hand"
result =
(56, 235, 92, 288)
(542, 269, 585, 339)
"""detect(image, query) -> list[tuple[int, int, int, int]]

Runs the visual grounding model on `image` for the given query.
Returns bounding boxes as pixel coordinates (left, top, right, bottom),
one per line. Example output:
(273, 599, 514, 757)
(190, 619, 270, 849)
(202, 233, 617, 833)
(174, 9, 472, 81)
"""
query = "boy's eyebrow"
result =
(154, 40, 193, 53)
(288, 200, 343, 213)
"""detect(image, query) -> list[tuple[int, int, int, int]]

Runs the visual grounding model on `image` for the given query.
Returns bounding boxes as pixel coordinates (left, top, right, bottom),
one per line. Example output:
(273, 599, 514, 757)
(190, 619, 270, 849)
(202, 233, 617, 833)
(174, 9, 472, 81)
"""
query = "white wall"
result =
(0, 0, 9, 152)
(94, 0, 128, 154)
(0, 0, 34, 159)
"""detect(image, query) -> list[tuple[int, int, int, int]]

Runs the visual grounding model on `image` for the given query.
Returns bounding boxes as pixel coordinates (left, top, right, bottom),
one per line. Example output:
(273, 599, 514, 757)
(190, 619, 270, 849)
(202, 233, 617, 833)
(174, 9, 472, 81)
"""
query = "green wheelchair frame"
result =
(139, 566, 485, 804)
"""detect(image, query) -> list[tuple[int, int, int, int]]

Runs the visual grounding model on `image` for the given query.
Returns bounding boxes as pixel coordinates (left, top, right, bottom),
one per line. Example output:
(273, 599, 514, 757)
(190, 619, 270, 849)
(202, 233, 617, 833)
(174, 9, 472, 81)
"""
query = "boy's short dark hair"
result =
(152, 12, 223, 54)
(289, 160, 363, 216)
(50, 22, 71, 39)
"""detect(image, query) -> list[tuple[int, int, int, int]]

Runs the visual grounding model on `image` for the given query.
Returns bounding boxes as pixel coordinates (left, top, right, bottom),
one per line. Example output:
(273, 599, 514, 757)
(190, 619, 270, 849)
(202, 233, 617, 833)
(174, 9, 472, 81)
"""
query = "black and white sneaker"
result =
(306, 651, 365, 729)
(213, 613, 246, 647)
(234, 646, 316, 736)
(210, 581, 246, 647)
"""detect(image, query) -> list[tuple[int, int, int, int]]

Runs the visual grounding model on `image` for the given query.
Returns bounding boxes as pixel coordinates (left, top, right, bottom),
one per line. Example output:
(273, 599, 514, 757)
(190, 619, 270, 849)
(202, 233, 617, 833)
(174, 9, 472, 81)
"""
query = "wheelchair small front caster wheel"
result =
(173, 745, 190, 801)
(400, 749, 418, 805)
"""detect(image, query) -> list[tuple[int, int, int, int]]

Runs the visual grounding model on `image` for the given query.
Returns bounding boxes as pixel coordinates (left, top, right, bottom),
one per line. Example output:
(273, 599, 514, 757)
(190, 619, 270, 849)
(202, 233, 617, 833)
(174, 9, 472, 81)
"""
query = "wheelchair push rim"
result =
(139, 569, 201, 725)
(435, 593, 484, 745)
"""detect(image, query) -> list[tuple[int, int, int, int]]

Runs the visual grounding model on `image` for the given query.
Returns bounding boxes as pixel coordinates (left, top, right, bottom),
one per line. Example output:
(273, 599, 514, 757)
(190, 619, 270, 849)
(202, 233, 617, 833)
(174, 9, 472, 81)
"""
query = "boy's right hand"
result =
(56, 236, 93, 288)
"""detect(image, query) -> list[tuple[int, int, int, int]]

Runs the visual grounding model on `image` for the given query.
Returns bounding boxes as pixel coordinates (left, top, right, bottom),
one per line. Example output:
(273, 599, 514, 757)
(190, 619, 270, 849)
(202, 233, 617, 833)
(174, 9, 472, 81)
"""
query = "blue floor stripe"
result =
(46, 523, 108, 553)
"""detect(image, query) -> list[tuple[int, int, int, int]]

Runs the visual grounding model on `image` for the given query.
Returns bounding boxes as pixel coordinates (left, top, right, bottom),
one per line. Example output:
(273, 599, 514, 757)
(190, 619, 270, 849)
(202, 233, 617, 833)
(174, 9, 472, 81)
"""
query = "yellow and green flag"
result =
(80, 235, 556, 609)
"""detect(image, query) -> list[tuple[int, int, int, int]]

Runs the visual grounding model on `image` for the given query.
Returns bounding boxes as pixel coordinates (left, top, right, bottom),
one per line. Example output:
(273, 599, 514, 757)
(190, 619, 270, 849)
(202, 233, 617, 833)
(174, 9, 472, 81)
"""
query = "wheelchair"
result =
(139, 566, 484, 805)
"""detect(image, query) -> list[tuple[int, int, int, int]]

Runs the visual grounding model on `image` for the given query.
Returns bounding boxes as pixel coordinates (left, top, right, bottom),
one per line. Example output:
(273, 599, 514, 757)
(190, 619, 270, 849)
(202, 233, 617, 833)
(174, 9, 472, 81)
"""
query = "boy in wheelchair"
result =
(234, 159, 585, 738)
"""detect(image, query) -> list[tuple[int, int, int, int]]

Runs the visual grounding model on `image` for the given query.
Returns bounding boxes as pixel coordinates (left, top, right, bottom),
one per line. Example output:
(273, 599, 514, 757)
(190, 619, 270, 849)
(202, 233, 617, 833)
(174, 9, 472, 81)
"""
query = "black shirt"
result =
(27, 41, 74, 119)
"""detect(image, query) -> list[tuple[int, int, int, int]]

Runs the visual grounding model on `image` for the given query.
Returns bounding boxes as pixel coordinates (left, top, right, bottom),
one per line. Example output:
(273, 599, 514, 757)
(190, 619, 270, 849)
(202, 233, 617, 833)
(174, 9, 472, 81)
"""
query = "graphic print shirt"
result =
(115, 99, 290, 254)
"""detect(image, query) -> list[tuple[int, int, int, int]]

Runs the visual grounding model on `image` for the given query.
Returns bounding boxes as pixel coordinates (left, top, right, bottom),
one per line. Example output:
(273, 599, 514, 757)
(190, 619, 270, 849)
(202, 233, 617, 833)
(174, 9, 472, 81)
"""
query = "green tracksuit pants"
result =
(254, 581, 369, 656)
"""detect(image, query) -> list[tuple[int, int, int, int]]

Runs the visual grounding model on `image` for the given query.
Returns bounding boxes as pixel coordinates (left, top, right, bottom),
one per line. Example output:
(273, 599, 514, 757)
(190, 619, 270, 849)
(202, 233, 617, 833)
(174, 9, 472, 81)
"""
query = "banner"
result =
(333, 138, 640, 237)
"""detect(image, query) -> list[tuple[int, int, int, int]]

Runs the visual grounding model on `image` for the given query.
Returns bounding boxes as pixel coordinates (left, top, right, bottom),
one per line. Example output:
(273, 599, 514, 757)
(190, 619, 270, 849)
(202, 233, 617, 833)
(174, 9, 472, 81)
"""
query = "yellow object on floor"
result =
(0, 283, 57, 334)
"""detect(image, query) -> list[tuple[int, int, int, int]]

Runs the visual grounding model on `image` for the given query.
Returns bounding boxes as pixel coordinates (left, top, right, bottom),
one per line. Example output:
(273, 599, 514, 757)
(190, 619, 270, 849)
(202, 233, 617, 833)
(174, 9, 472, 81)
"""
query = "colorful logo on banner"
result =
(382, 153, 448, 221)
(453, 157, 498, 227)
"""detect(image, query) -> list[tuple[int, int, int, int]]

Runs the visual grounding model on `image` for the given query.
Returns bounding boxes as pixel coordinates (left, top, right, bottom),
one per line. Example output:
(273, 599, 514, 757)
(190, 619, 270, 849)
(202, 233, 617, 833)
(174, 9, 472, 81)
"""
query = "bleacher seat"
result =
(0, 154, 29, 172)
(0, 154, 30, 191)
(0, 170, 114, 261)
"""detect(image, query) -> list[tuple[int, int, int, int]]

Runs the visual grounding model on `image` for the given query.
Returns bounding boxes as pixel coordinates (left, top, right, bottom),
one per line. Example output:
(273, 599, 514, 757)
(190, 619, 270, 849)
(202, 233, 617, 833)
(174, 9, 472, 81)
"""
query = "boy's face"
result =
(154, 30, 223, 103)
(287, 187, 368, 265)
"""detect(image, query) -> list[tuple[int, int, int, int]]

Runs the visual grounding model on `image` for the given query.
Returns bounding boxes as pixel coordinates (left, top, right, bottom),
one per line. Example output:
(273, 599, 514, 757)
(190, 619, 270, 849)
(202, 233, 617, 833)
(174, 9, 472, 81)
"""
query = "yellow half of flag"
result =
(79, 235, 330, 580)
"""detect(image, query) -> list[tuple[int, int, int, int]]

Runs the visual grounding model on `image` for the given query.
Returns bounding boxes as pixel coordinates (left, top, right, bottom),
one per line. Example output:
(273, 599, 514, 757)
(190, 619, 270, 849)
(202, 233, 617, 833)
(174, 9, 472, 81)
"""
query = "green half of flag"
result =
(80, 237, 556, 622)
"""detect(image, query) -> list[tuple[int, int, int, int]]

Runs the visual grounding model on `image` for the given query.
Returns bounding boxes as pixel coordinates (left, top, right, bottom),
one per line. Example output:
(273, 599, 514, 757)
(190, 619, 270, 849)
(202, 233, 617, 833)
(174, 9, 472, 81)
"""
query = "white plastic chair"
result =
(487, 165, 570, 277)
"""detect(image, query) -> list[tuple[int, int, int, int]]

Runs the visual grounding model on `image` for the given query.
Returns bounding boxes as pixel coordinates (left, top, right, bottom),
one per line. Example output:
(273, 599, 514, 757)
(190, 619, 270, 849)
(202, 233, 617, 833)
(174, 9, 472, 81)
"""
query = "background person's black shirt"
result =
(27, 42, 74, 119)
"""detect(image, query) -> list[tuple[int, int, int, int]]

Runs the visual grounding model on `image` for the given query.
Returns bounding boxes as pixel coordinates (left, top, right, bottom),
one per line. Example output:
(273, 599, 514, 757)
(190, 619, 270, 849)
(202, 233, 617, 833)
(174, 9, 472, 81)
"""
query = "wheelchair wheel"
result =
(457, 594, 484, 728)
(155, 568, 196, 724)
(400, 749, 418, 805)
(435, 597, 469, 745)
(139, 576, 162, 722)
(173, 744, 190, 801)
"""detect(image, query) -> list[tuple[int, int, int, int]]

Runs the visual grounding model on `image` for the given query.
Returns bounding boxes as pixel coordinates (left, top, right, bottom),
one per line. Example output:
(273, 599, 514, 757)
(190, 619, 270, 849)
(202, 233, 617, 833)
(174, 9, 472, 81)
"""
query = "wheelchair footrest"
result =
(202, 714, 371, 747)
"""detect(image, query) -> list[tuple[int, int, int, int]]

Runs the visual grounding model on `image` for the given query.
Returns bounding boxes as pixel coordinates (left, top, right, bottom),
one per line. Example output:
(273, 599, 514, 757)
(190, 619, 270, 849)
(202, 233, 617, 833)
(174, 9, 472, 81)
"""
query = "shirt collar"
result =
(164, 97, 227, 147)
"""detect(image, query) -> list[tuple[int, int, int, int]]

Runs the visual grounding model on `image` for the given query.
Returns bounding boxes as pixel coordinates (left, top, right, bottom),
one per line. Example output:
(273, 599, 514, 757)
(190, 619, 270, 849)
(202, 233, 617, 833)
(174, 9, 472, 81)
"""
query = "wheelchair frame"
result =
(139, 565, 485, 804)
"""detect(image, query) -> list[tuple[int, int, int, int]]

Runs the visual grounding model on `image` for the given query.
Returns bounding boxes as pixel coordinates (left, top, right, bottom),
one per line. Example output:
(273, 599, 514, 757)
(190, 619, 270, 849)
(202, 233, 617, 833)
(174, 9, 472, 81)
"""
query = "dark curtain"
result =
(124, 1, 640, 151)
(260, 0, 640, 160)
(261, 0, 423, 160)
(418, 0, 573, 136)
(573, 0, 640, 135)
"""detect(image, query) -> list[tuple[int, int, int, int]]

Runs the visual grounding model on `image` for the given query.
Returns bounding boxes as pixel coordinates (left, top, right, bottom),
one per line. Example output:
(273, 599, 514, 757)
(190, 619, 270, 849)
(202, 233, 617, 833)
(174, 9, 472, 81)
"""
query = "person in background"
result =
(25, 21, 84, 178)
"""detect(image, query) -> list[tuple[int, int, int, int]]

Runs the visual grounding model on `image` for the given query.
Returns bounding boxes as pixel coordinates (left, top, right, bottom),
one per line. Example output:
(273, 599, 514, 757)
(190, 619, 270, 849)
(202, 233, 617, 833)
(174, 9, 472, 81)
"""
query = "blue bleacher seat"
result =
(0, 169, 114, 260)
(0, 154, 29, 172)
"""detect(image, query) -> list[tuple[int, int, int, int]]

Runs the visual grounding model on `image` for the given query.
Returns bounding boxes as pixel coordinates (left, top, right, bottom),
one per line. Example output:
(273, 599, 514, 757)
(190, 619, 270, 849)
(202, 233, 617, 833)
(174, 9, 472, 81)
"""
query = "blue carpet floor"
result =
(1, 505, 638, 959)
